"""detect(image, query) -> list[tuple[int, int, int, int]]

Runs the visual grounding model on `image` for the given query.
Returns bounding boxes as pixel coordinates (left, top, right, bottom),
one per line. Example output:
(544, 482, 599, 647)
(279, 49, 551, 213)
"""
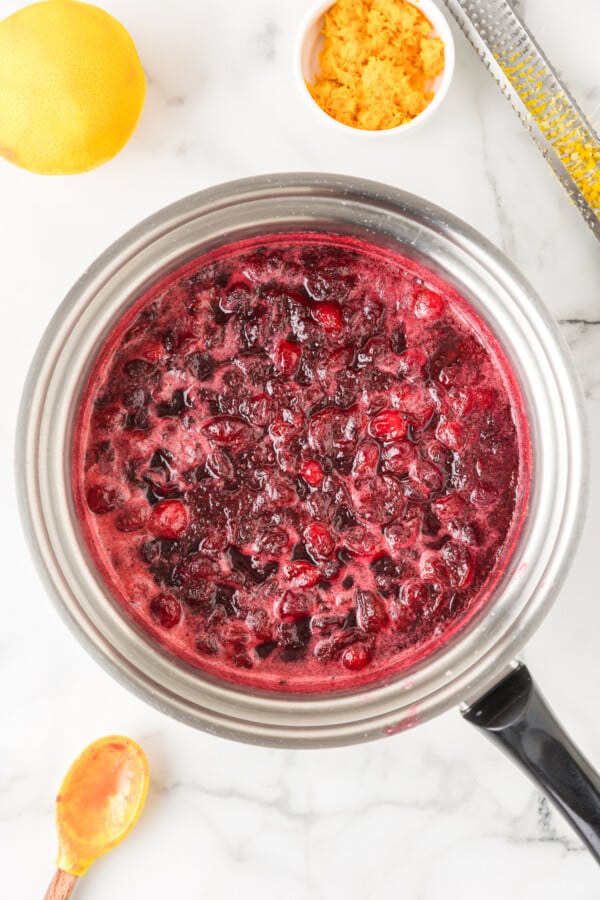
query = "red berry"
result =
(419, 551, 448, 584)
(86, 483, 125, 514)
(148, 500, 189, 539)
(114, 504, 148, 533)
(243, 393, 271, 427)
(352, 441, 379, 476)
(274, 340, 302, 376)
(407, 459, 444, 499)
(312, 301, 343, 333)
(435, 419, 462, 450)
(413, 290, 444, 320)
(431, 492, 465, 521)
(401, 579, 429, 608)
(203, 416, 251, 445)
(397, 348, 427, 382)
(384, 518, 419, 551)
(392, 381, 435, 425)
(380, 440, 415, 475)
(447, 387, 473, 418)
(356, 590, 389, 633)
(245, 608, 272, 642)
(150, 593, 182, 629)
(304, 522, 335, 559)
(274, 590, 311, 621)
(283, 561, 320, 589)
(368, 410, 406, 442)
(137, 340, 164, 362)
(343, 526, 381, 556)
(300, 459, 324, 486)
(442, 542, 474, 590)
(341, 642, 373, 670)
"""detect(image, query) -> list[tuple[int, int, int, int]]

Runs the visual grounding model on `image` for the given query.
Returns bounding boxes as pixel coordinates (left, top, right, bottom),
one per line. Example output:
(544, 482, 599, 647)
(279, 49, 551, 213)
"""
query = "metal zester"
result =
(442, 0, 600, 242)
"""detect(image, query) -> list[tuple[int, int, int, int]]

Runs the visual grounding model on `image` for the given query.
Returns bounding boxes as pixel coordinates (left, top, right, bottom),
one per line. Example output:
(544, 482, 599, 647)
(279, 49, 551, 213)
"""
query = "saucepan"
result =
(16, 173, 600, 859)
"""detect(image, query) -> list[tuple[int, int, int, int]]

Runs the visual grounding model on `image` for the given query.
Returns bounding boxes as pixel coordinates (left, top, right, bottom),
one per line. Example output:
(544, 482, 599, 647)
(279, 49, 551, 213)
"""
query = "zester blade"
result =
(442, 0, 600, 242)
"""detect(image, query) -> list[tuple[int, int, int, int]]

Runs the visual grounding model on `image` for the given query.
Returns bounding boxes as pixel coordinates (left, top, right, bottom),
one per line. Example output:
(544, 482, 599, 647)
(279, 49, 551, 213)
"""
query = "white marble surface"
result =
(2, 0, 600, 896)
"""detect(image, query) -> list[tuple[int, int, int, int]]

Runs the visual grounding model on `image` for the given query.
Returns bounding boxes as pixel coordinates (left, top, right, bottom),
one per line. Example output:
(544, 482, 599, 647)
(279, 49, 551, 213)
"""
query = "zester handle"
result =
(443, 0, 600, 242)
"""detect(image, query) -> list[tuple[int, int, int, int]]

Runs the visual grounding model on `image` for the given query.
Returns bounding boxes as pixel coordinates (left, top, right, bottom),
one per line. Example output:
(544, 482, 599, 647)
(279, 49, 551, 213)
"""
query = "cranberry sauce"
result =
(73, 234, 529, 692)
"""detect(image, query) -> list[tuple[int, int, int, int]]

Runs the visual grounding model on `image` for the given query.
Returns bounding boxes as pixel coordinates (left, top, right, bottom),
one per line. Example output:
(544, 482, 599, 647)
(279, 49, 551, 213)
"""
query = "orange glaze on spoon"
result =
(44, 735, 149, 898)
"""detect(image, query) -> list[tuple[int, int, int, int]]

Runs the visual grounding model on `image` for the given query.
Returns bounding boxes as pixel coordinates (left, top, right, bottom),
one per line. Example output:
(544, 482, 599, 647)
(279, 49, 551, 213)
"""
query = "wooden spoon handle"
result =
(44, 869, 78, 899)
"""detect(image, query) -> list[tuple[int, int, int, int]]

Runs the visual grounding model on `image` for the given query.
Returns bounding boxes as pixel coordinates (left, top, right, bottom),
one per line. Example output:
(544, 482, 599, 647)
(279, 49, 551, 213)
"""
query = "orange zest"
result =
(307, 0, 445, 130)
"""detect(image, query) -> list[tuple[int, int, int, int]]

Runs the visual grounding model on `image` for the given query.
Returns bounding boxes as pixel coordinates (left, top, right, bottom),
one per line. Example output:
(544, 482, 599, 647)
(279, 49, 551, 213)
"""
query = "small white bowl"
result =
(295, 0, 455, 136)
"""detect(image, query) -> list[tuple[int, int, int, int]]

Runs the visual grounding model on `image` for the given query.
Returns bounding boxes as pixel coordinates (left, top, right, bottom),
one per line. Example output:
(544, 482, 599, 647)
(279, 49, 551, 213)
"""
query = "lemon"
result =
(0, 0, 146, 174)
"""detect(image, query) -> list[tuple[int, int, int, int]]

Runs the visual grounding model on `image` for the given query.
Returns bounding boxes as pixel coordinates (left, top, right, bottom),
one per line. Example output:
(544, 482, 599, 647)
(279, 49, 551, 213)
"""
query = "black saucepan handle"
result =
(463, 663, 600, 861)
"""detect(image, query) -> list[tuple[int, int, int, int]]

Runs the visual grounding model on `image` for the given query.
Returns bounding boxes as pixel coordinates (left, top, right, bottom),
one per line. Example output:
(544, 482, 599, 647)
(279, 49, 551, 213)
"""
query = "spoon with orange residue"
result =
(44, 735, 149, 899)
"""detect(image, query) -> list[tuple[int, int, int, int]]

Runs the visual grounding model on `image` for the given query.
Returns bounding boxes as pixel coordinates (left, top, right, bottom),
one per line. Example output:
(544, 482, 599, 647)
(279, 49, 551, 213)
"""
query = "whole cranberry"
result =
(150, 593, 182, 629)
(148, 500, 189, 539)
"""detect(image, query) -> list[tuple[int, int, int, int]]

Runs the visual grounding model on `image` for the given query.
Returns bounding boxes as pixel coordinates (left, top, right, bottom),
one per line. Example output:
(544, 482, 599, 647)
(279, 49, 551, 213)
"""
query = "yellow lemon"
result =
(0, 0, 146, 174)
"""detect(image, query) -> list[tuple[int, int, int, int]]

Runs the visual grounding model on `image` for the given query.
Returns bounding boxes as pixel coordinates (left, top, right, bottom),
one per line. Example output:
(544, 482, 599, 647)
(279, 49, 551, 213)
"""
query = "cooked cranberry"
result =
(86, 483, 125, 514)
(392, 381, 435, 426)
(435, 419, 462, 450)
(343, 525, 381, 556)
(397, 348, 427, 381)
(206, 448, 235, 481)
(304, 522, 335, 559)
(380, 440, 415, 475)
(419, 551, 449, 585)
(352, 441, 379, 476)
(274, 591, 311, 622)
(241, 394, 272, 427)
(283, 561, 320, 589)
(148, 500, 189, 539)
(114, 505, 148, 533)
(311, 301, 343, 333)
(300, 459, 324, 486)
(274, 340, 302, 377)
(150, 593, 182, 629)
(123, 358, 156, 379)
(413, 290, 444, 320)
(447, 387, 473, 417)
(368, 410, 406, 442)
(356, 590, 389, 633)
(442, 542, 474, 590)
(400, 579, 430, 614)
(246, 608, 272, 641)
(341, 642, 373, 670)
(196, 634, 219, 655)
(407, 459, 444, 499)
(203, 416, 251, 445)
(276, 618, 311, 652)
(256, 527, 289, 554)
(308, 405, 362, 456)
(220, 280, 253, 313)
(431, 493, 465, 521)
(313, 628, 365, 662)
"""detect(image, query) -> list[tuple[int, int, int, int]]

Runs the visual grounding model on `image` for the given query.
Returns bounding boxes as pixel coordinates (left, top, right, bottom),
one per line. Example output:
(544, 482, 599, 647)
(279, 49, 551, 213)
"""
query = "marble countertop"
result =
(2, 0, 600, 896)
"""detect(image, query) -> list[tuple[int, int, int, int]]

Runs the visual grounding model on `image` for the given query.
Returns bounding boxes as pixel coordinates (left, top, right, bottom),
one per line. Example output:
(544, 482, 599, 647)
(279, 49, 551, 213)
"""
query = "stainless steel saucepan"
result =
(17, 173, 600, 859)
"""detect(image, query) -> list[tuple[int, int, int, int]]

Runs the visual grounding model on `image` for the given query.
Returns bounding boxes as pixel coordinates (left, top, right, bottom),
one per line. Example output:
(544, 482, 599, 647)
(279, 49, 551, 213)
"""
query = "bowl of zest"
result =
(295, 0, 455, 135)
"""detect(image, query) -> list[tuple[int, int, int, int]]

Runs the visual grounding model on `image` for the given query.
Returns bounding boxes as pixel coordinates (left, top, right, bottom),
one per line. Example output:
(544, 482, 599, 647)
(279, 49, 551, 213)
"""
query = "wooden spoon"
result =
(44, 735, 149, 899)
